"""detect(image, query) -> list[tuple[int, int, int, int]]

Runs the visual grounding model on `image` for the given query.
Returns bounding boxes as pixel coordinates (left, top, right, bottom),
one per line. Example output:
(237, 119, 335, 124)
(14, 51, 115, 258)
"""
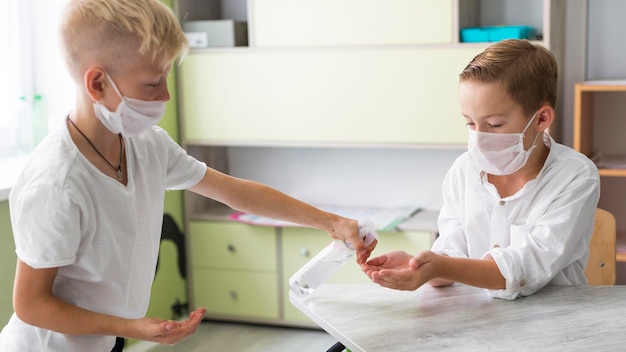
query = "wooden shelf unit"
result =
(574, 81, 626, 262)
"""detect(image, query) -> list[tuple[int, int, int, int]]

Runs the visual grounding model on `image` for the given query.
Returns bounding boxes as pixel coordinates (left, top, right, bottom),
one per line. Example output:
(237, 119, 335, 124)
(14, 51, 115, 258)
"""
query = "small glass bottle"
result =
(16, 95, 33, 153)
(289, 219, 379, 297)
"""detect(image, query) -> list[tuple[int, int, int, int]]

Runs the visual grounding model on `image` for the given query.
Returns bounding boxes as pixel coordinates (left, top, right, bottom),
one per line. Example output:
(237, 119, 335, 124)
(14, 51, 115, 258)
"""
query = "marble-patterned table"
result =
(289, 283, 626, 351)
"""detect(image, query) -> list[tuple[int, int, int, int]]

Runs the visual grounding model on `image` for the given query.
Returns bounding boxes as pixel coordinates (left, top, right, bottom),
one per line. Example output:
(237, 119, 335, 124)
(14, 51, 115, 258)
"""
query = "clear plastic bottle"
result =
(289, 219, 379, 297)
(32, 94, 48, 146)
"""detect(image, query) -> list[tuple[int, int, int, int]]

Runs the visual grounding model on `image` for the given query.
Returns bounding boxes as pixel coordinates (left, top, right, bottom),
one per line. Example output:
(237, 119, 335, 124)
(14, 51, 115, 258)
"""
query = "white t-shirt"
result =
(0, 123, 207, 351)
(432, 134, 600, 300)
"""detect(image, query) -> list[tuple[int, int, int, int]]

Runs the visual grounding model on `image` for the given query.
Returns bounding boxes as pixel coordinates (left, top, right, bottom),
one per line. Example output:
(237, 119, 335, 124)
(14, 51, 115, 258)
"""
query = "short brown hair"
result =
(459, 39, 558, 116)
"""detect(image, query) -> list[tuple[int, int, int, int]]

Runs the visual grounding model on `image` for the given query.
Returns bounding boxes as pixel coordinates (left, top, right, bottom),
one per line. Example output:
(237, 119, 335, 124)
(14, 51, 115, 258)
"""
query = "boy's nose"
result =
(158, 86, 170, 101)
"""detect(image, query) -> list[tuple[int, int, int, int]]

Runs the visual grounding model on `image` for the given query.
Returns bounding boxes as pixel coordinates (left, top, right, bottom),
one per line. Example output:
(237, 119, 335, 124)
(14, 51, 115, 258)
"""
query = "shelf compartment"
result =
(574, 82, 626, 167)
(592, 155, 626, 177)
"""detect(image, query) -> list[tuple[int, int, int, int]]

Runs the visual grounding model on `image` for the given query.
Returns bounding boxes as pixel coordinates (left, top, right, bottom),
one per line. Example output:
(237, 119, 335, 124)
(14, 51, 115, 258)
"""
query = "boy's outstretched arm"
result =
(189, 167, 376, 263)
(13, 260, 206, 345)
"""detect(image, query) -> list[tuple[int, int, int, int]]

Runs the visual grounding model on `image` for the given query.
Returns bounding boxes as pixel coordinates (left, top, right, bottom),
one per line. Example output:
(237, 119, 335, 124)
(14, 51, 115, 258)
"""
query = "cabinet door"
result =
(192, 268, 279, 319)
(180, 47, 483, 146)
(281, 227, 432, 323)
(188, 221, 277, 271)
(251, 0, 454, 47)
(188, 222, 280, 320)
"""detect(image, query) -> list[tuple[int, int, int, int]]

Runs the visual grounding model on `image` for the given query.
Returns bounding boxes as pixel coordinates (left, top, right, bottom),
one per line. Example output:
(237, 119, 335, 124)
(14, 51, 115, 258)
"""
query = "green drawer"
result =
(192, 268, 279, 319)
(189, 221, 277, 271)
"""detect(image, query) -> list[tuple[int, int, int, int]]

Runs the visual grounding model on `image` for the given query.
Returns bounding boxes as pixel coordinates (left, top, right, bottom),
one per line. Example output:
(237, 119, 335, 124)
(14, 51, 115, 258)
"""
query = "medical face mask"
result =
(467, 111, 540, 176)
(93, 72, 167, 136)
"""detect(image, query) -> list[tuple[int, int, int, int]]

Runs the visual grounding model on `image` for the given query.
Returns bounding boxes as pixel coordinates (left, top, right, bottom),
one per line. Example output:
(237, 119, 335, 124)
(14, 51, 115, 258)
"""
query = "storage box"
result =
(460, 26, 536, 43)
(183, 20, 248, 48)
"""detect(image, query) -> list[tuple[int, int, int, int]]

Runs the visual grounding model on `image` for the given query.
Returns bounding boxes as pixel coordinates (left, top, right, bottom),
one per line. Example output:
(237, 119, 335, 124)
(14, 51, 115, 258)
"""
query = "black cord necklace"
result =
(67, 117, 124, 181)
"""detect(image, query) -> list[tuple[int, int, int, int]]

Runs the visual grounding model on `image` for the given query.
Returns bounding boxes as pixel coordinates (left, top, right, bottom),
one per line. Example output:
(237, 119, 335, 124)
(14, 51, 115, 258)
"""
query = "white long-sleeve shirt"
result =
(432, 134, 600, 300)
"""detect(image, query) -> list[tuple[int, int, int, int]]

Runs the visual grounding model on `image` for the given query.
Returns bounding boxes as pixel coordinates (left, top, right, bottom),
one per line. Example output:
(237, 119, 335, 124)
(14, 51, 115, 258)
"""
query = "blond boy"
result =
(0, 1, 374, 351)
(362, 39, 600, 300)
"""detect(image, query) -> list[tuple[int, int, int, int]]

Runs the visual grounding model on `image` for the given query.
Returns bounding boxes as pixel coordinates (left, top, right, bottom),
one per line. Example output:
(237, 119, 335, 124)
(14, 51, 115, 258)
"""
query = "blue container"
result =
(460, 26, 537, 43)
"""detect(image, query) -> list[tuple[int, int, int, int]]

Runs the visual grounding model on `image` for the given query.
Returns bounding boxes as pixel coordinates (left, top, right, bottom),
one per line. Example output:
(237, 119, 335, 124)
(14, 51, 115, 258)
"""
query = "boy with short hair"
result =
(0, 1, 374, 351)
(362, 39, 600, 300)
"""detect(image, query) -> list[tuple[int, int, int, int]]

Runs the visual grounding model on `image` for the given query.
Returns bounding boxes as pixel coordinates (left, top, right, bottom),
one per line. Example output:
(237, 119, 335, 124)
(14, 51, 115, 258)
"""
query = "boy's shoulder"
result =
(539, 139, 600, 186)
(15, 128, 77, 189)
(549, 140, 598, 173)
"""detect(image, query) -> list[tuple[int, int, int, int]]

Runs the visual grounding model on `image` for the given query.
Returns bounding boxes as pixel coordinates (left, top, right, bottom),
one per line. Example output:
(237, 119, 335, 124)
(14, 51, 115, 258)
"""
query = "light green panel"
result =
(0, 201, 17, 326)
(282, 227, 431, 322)
(181, 47, 484, 146)
(158, 10, 184, 227)
(145, 0, 187, 324)
(148, 241, 186, 318)
(252, 0, 454, 47)
(157, 0, 183, 227)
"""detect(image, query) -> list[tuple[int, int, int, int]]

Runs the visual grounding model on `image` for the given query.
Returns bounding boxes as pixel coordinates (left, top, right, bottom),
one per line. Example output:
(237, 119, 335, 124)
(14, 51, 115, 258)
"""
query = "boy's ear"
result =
(84, 67, 106, 102)
(536, 105, 554, 130)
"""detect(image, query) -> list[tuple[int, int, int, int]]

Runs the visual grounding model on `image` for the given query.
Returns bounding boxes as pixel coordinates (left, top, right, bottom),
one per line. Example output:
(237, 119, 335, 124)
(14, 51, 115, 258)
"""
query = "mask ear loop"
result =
(522, 110, 542, 151)
(103, 71, 125, 100)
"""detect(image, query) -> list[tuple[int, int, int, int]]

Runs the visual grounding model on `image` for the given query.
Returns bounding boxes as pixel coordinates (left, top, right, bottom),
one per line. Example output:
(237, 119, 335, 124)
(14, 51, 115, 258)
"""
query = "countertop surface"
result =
(290, 283, 626, 351)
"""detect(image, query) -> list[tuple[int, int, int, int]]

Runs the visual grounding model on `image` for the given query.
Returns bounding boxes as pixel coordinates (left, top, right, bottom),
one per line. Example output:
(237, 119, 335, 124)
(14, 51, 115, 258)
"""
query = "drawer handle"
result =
(299, 247, 310, 257)
(227, 244, 236, 253)
(229, 290, 238, 300)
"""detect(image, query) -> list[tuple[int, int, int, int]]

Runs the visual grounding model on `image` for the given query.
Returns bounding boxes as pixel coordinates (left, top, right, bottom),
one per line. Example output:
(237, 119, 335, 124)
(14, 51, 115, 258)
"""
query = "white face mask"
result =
(93, 72, 167, 136)
(467, 111, 541, 176)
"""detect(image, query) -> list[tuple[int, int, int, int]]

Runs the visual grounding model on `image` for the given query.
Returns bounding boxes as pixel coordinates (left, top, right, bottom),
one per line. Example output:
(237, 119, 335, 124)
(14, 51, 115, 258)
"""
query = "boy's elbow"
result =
(429, 278, 454, 287)
(13, 290, 51, 327)
(13, 297, 36, 325)
(12, 261, 61, 327)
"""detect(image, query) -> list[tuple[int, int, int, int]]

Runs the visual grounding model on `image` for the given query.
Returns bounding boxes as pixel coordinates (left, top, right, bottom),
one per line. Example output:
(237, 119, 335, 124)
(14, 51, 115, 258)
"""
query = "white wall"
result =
(227, 146, 464, 211)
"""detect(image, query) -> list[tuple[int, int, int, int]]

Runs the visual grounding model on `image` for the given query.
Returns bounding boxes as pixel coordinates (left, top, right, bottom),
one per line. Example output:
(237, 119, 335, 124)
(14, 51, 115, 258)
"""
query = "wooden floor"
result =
(125, 320, 338, 352)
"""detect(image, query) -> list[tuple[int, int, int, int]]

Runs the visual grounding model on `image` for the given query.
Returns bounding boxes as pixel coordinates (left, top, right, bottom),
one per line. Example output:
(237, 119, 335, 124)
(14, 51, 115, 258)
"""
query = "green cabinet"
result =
(187, 220, 432, 326)
(188, 222, 280, 320)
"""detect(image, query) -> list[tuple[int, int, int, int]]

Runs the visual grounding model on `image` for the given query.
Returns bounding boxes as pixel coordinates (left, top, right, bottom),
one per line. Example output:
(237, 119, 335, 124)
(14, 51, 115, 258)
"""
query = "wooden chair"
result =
(585, 208, 616, 285)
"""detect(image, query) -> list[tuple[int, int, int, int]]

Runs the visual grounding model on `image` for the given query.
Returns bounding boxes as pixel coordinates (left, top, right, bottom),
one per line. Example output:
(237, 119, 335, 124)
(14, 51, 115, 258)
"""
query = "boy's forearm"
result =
(244, 184, 340, 232)
(222, 178, 354, 235)
(14, 261, 132, 338)
(193, 171, 345, 232)
(435, 255, 506, 290)
(18, 294, 130, 337)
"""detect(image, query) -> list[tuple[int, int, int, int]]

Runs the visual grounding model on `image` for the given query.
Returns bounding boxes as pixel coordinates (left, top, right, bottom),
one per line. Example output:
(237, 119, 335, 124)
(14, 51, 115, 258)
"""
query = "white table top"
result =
(290, 283, 626, 352)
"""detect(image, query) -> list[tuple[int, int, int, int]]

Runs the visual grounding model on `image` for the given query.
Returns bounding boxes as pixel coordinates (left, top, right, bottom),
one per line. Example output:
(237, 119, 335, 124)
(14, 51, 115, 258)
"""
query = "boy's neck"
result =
(488, 142, 550, 198)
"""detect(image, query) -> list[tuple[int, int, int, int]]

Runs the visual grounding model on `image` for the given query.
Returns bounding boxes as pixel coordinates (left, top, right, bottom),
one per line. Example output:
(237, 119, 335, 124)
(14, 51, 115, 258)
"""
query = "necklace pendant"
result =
(116, 167, 122, 181)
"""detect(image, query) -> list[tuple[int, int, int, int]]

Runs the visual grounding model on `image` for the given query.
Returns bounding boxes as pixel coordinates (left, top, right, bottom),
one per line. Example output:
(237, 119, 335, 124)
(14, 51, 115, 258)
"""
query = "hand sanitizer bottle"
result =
(289, 219, 379, 297)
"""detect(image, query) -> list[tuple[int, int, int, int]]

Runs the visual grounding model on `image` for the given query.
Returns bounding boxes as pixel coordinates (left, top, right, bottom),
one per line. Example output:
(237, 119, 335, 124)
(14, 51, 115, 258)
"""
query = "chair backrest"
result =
(585, 208, 616, 285)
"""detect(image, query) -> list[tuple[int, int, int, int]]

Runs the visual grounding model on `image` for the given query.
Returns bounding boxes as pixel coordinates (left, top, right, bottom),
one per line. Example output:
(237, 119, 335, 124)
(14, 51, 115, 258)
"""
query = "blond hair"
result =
(459, 39, 558, 116)
(60, 0, 188, 79)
